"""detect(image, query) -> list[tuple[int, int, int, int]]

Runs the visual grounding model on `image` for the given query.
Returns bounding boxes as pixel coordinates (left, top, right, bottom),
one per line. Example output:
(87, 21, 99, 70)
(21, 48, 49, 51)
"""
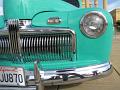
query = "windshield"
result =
(63, 0, 80, 8)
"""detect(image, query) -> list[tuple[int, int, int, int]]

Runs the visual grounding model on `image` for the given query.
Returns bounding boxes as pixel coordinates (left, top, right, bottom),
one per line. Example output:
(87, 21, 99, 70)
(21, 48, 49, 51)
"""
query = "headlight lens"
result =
(80, 11, 107, 38)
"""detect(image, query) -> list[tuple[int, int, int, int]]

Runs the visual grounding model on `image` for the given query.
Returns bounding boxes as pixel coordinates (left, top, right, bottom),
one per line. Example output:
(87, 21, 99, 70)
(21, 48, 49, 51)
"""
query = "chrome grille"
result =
(0, 29, 76, 62)
(0, 36, 10, 54)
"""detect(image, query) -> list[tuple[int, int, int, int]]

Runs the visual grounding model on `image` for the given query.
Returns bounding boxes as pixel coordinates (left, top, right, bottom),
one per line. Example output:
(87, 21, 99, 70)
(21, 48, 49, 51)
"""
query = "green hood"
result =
(4, 0, 80, 19)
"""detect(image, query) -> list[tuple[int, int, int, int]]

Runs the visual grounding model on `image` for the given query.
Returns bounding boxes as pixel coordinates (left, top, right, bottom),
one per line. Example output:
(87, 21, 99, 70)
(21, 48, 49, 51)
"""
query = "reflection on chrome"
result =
(26, 62, 112, 86)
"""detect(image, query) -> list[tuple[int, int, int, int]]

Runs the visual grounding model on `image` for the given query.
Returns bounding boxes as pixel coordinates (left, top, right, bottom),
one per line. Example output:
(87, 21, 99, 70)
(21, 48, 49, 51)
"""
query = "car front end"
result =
(0, 0, 113, 89)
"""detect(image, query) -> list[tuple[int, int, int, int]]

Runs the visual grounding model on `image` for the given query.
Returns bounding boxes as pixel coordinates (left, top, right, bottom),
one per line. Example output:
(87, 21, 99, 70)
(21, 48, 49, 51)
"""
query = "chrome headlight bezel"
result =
(80, 11, 108, 38)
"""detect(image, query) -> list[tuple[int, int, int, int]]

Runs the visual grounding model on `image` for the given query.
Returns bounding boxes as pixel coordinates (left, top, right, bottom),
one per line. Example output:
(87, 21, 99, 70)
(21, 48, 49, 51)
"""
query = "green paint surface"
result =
(3, 0, 78, 19)
(0, 16, 5, 29)
(0, 0, 114, 71)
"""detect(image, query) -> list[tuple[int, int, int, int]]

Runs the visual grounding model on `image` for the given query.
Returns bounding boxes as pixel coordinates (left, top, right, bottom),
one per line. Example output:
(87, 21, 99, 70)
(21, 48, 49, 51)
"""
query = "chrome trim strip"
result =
(26, 62, 112, 86)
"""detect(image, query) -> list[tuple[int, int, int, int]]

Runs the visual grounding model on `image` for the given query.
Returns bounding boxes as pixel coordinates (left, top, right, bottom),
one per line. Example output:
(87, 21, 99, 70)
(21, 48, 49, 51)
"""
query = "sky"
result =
(99, 0, 120, 11)
(0, 0, 120, 15)
(0, 0, 2, 15)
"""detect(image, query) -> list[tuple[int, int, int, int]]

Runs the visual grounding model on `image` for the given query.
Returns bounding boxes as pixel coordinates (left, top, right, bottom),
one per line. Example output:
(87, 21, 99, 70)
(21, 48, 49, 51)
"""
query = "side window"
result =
(63, 0, 80, 8)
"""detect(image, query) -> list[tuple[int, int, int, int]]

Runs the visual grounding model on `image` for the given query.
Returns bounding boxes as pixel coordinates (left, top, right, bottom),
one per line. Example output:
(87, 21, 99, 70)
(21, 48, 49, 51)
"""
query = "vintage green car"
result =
(0, 0, 113, 89)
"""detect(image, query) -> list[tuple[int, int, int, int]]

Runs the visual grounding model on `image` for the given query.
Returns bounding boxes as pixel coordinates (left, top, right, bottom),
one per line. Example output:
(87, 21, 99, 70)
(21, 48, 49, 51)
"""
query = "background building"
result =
(82, 0, 107, 10)
(110, 8, 120, 24)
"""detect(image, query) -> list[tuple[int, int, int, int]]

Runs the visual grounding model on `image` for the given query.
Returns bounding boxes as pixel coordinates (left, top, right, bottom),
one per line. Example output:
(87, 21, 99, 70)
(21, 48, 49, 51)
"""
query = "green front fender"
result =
(67, 8, 114, 67)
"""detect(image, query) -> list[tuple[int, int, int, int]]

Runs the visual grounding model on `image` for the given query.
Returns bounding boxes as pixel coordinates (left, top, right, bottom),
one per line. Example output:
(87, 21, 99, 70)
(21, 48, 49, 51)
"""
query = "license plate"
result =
(0, 66, 25, 86)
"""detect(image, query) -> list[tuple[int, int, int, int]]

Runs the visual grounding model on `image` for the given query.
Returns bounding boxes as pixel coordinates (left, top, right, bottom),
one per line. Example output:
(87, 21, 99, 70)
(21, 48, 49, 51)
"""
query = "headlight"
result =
(80, 11, 107, 38)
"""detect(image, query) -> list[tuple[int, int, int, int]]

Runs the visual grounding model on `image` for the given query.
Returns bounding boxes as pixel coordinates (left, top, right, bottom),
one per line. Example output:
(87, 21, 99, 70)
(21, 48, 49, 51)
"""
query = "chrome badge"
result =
(48, 17, 61, 24)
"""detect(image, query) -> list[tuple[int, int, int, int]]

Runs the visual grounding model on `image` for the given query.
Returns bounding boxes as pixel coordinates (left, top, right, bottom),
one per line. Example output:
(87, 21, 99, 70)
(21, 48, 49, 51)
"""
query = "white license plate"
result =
(0, 66, 25, 86)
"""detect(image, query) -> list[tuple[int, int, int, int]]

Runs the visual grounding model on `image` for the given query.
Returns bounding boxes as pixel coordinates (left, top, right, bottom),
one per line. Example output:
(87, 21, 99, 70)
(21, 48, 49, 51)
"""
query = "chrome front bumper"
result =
(0, 62, 112, 90)
(27, 62, 112, 86)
